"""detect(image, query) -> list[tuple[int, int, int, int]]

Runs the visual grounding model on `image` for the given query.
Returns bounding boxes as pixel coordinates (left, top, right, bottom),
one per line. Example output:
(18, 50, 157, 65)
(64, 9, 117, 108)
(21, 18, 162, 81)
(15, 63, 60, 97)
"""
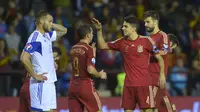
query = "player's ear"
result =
(132, 26, 136, 32)
(170, 42, 172, 47)
(86, 33, 90, 39)
(39, 18, 44, 25)
(155, 20, 158, 25)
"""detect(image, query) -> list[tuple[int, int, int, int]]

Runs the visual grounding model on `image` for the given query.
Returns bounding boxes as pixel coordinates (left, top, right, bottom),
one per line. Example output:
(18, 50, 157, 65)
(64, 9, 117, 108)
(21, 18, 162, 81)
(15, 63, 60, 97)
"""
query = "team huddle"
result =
(19, 10, 179, 112)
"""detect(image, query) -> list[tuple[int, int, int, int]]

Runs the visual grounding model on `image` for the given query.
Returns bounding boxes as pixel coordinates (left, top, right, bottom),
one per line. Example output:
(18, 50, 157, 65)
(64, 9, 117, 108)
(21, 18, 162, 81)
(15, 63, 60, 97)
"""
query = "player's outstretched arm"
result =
(52, 23, 67, 40)
(87, 66, 107, 79)
(91, 18, 110, 50)
(20, 50, 47, 81)
(154, 54, 166, 89)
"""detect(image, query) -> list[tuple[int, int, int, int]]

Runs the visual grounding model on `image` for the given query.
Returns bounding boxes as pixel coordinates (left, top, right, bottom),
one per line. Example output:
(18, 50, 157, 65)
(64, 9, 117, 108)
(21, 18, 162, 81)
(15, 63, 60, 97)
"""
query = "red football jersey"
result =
(69, 42, 95, 80)
(108, 36, 156, 86)
(149, 31, 169, 76)
(19, 76, 30, 112)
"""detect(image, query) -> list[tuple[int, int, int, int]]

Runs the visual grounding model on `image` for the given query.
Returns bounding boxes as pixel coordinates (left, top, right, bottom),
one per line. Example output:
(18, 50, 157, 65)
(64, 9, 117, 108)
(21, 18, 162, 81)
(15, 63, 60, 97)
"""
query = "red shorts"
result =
(121, 86, 155, 110)
(153, 86, 176, 112)
(19, 77, 30, 112)
(68, 79, 102, 112)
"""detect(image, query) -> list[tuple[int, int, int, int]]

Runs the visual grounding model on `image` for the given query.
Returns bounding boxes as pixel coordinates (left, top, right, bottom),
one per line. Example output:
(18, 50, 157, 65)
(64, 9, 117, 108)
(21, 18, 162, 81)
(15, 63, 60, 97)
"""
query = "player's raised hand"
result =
(33, 72, 48, 81)
(99, 70, 107, 79)
(91, 18, 102, 31)
(159, 74, 166, 89)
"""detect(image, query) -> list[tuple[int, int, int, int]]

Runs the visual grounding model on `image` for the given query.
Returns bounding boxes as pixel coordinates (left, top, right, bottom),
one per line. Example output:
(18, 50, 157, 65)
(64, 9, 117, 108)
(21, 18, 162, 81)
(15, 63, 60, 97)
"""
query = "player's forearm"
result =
(20, 59, 36, 78)
(52, 23, 67, 33)
(155, 54, 165, 76)
(87, 66, 101, 78)
(97, 29, 109, 49)
(52, 23, 67, 40)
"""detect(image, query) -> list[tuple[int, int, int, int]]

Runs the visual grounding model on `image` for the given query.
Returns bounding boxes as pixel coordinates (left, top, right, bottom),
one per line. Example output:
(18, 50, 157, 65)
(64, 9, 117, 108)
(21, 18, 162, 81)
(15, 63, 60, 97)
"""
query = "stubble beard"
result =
(146, 27, 154, 33)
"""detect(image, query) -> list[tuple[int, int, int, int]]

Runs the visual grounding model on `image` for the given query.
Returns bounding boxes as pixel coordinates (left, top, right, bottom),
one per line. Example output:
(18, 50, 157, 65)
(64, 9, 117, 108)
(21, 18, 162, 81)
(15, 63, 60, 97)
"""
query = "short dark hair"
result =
(53, 47, 61, 56)
(35, 10, 49, 24)
(143, 10, 159, 21)
(168, 33, 179, 46)
(124, 15, 139, 30)
(77, 24, 92, 39)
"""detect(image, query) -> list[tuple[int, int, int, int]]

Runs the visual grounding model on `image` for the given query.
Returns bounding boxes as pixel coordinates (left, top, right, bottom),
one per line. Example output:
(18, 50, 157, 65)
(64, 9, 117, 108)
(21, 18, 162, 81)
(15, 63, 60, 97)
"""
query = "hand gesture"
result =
(33, 72, 48, 81)
(159, 74, 166, 89)
(91, 18, 102, 31)
(99, 70, 107, 79)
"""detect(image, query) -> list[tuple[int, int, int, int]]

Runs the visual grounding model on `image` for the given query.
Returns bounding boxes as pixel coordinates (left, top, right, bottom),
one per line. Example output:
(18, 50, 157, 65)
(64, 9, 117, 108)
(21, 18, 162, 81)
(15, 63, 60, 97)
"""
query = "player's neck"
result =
(128, 32, 139, 40)
(80, 39, 89, 45)
(150, 26, 160, 35)
(36, 26, 45, 35)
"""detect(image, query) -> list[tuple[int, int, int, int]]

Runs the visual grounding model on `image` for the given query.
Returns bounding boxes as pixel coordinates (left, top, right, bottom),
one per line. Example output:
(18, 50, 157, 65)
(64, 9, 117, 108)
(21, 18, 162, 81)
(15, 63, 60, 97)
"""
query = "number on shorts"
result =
(73, 57, 79, 76)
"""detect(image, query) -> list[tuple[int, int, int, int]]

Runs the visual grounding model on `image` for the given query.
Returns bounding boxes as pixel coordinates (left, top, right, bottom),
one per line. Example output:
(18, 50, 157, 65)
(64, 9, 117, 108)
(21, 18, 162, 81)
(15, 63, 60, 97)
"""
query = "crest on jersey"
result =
(25, 44, 33, 51)
(137, 45, 143, 53)
(92, 58, 96, 64)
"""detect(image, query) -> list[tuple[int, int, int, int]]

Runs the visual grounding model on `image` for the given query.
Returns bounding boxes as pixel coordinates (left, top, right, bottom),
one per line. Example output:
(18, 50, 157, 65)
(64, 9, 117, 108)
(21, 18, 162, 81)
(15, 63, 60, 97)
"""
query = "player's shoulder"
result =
(27, 31, 42, 43)
(72, 42, 90, 51)
(140, 35, 155, 45)
(110, 37, 125, 44)
(158, 31, 168, 38)
(158, 31, 168, 43)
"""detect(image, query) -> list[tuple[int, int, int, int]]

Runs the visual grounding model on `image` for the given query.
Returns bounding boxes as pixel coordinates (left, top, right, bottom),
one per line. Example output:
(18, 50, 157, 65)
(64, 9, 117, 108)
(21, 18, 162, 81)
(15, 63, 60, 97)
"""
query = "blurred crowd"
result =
(0, 0, 200, 97)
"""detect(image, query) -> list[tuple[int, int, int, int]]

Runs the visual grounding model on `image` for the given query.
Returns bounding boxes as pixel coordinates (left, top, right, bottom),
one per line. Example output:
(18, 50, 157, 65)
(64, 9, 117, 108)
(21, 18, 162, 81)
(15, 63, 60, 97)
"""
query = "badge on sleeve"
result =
(92, 58, 96, 64)
(25, 44, 33, 51)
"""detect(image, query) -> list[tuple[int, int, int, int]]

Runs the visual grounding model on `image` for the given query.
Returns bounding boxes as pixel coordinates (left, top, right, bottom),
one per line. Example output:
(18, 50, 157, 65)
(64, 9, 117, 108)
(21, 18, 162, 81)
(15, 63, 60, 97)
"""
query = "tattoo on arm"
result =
(56, 31, 66, 40)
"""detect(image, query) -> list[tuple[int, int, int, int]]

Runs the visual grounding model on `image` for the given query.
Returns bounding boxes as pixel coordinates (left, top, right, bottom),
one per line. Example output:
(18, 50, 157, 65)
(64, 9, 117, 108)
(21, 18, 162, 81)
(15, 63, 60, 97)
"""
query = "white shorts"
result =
(30, 81, 56, 111)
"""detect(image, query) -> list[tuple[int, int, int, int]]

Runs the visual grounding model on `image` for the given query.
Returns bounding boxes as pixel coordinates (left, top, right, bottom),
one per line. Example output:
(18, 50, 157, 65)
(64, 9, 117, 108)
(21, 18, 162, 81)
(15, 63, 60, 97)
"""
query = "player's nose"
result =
(144, 23, 148, 27)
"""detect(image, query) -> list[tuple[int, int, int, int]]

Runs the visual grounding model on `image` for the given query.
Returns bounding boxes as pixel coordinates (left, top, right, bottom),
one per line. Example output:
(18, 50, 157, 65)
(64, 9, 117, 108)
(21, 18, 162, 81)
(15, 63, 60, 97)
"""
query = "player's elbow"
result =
(63, 27, 67, 34)
(20, 51, 30, 64)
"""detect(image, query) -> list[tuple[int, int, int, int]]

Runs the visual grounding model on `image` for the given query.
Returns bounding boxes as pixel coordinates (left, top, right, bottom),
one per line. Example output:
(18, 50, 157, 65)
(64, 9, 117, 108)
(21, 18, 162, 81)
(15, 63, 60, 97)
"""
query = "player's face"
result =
(43, 14, 53, 32)
(144, 17, 156, 32)
(122, 21, 135, 37)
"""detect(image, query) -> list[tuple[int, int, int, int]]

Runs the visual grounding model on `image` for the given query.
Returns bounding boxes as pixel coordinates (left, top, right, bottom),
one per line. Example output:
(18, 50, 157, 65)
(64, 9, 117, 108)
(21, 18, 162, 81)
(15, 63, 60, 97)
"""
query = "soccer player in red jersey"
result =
(92, 15, 165, 112)
(143, 11, 177, 112)
(68, 24, 107, 112)
(19, 47, 61, 112)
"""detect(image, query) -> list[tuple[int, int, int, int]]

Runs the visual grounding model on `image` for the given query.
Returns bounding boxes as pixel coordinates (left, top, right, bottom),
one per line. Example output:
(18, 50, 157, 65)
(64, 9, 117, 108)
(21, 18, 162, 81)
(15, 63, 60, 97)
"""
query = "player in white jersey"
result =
(20, 10, 67, 112)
